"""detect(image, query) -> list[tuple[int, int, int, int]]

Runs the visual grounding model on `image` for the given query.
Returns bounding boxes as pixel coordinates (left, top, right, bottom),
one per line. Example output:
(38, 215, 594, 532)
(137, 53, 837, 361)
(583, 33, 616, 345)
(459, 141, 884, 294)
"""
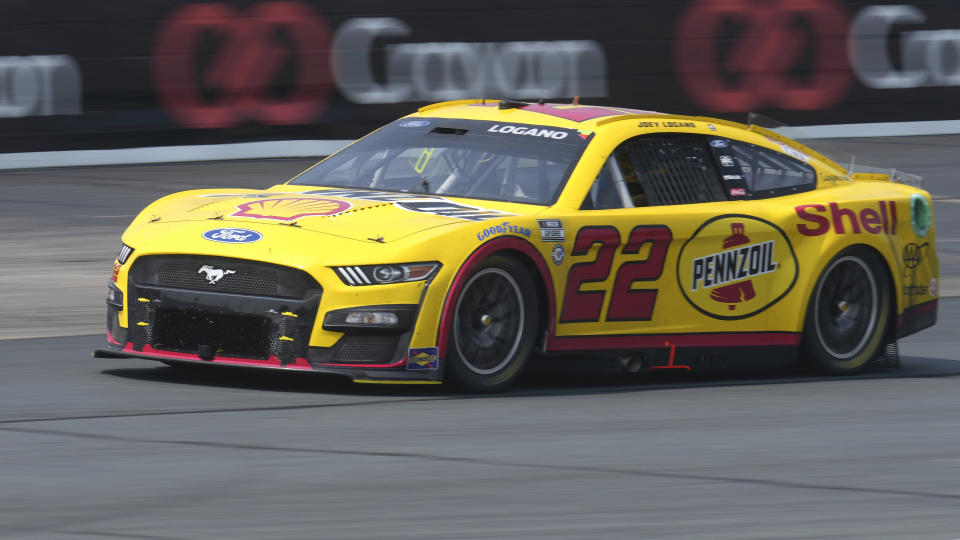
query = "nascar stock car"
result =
(94, 99, 939, 391)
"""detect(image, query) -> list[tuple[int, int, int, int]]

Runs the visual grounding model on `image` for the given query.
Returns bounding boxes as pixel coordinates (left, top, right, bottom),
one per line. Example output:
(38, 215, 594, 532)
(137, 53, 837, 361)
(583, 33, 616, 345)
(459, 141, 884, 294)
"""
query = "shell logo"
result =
(231, 197, 352, 221)
(677, 215, 798, 320)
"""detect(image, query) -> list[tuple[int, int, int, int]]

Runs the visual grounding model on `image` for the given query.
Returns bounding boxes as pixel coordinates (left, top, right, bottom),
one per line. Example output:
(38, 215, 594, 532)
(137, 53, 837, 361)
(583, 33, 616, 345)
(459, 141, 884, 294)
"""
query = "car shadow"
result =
(99, 354, 960, 398)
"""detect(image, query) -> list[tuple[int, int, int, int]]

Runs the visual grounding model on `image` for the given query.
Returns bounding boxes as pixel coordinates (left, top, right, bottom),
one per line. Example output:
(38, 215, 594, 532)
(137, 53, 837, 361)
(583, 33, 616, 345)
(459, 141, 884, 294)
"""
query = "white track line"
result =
(0, 140, 352, 171)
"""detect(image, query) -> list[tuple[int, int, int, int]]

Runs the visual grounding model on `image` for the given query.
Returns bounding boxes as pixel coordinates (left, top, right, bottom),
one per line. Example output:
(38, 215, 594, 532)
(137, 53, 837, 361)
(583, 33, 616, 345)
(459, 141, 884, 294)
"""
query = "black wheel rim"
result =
(453, 268, 524, 375)
(814, 256, 879, 359)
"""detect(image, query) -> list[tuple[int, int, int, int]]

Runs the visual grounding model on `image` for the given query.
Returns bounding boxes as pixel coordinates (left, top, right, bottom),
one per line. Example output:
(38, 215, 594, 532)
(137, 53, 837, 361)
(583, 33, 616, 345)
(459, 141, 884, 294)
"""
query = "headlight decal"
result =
(337, 266, 372, 286)
(116, 243, 134, 264)
(333, 262, 440, 286)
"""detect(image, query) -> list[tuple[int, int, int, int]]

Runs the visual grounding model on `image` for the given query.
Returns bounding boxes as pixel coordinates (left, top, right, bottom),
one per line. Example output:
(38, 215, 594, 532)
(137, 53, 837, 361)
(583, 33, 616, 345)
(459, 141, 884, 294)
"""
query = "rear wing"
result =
(846, 160, 923, 187)
(745, 113, 924, 188)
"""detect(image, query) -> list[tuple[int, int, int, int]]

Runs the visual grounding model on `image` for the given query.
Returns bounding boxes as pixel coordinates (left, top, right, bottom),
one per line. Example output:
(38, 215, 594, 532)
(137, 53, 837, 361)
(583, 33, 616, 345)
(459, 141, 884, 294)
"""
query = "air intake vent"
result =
(330, 334, 399, 364)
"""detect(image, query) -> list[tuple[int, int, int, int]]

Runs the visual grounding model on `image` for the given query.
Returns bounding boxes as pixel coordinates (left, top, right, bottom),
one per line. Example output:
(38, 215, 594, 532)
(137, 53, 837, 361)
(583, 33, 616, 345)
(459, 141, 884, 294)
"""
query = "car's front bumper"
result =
(96, 254, 444, 384)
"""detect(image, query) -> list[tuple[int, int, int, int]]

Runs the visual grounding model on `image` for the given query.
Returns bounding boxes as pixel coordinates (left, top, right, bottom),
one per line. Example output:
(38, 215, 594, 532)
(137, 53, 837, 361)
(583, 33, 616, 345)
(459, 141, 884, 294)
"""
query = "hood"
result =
(139, 186, 527, 243)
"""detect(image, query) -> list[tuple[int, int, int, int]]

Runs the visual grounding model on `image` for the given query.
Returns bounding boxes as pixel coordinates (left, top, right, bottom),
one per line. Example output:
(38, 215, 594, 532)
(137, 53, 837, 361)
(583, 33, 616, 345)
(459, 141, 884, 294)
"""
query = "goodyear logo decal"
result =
(677, 215, 798, 320)
(407, 347, 439, 370)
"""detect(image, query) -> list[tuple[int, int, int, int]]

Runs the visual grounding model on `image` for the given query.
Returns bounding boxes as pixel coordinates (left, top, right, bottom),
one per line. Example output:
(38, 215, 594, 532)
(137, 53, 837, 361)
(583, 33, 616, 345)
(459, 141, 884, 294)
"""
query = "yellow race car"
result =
(95, 99, 939, 391)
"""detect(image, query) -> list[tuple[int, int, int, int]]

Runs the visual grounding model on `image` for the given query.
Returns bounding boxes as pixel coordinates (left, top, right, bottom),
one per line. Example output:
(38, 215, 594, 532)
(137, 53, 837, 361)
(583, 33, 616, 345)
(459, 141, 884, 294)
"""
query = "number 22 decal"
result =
(559, 225, 672, 323)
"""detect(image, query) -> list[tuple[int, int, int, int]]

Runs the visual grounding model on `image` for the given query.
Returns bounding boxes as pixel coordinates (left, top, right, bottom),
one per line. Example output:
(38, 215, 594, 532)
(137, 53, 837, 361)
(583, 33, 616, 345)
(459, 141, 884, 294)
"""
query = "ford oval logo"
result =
(398, 120, 430, 128)
(202, 228, 263, 243)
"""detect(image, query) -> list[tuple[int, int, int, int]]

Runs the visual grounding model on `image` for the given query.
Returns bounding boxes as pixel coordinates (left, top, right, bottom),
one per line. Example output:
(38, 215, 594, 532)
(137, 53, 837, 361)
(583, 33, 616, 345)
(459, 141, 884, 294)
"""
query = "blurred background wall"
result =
(2, 0, 958, 153)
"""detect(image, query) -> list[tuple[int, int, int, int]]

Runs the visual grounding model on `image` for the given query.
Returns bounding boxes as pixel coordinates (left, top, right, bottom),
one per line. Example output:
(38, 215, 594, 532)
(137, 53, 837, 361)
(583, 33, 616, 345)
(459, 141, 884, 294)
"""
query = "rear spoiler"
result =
(847, 159, 923, 187)
(745, 114, 924, 188)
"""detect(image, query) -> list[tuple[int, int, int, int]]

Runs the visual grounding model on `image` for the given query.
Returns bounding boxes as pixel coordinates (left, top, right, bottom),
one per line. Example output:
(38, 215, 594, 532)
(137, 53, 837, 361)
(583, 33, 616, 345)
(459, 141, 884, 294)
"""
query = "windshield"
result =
(290, 118, 594, 205)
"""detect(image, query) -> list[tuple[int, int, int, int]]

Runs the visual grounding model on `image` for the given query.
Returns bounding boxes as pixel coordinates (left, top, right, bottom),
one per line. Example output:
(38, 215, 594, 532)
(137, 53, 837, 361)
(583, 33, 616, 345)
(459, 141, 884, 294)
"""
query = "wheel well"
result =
(492, 248, 551, 347)
(848, 244, 898, 341)
(871, 246, 899, 341)
(804, 243, 898, 341)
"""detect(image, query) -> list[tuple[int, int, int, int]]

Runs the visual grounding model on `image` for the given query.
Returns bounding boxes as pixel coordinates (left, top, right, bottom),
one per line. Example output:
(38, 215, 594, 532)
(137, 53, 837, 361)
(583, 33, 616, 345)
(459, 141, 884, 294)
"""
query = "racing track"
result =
(1, 136, 960, 539)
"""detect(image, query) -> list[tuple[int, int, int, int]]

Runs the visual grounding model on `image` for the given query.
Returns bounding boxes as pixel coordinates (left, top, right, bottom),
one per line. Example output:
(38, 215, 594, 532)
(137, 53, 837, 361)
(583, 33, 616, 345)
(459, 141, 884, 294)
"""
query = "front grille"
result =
(331, 334, 399, 364)
(132, 255, 320, 298)
(153, 307, 272, 359)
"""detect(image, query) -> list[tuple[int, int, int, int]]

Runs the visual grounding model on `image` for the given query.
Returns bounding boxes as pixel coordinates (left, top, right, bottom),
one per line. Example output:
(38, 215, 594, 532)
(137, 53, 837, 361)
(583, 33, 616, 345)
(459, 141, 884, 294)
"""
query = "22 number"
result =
(559, 225, 672, 323)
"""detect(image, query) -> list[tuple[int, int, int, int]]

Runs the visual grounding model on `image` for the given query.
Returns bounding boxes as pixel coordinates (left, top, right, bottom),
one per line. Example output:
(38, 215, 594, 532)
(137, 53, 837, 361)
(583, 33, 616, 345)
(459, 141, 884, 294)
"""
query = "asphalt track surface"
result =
(1, 136, 959, 539)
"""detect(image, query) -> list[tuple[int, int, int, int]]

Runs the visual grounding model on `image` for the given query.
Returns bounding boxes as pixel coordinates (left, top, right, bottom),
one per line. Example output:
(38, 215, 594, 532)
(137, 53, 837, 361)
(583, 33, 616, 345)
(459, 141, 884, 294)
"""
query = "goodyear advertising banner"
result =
(1, 0, 959, 153)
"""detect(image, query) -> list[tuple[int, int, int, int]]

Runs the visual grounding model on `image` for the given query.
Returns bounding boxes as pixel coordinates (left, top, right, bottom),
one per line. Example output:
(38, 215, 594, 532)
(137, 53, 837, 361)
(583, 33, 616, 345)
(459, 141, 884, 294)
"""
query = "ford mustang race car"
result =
(94, 99, 939, 390)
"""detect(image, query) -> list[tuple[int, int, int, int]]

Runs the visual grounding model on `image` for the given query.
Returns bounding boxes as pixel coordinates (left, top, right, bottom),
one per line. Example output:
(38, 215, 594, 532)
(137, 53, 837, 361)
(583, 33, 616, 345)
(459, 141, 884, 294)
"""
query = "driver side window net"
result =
(623, 136, 726, 206)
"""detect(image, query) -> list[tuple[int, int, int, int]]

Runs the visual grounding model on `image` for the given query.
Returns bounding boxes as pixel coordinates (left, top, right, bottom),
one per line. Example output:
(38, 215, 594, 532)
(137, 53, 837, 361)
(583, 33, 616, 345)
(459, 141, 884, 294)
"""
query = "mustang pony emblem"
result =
(198, 265, 236, 284)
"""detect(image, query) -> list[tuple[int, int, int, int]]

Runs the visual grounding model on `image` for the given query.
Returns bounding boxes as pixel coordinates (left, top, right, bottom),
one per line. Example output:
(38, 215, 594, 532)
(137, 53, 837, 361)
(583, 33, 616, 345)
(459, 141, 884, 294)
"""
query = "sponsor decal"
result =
(407, 347, 439, 370)
(394, 200, 510, 221)
(676, 0, 851, 112)
(154, 2, 332, 129)
(767, 139, 810, 163)
(232, 197, 352, 221)
(677, 215, 798, 320)
(795, 201, 897, 236)
(198, 264, 236, 285)
(707, 123, 717, 131)
(398, 119, 430, 127)
(199, 192, 295, 198)
(312, 189, 512, 222)
(202, 228, 263, 243)
(850, 5, 960, 90)
(729, 188, 746, 197)
(487, 124, 569, 139)
(577, 129, 593, 140)
(904, 285, 930, 297)
(332, 18, 607, 104)
(111, 262, 121, 283)
(477, 221, 532, 241)
(902, 242, 926, 271)
(910, 194, 931, 238)
(901, 242, 932, 297)
(538, 219, 565, 242)
(930, 278, 938, 297)
(551, 243, 566, 265)
(723, 174, 743, 181)
(710, 139, 728, 148)
(0, 55, 81, 118)
(719, 155, 736, 167)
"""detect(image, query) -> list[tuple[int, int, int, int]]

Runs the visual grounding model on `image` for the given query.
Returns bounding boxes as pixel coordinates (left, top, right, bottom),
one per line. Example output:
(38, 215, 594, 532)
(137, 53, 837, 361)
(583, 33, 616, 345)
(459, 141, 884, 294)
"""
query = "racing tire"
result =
(447, 255, 539, 392)
(802, 246, 891, 374)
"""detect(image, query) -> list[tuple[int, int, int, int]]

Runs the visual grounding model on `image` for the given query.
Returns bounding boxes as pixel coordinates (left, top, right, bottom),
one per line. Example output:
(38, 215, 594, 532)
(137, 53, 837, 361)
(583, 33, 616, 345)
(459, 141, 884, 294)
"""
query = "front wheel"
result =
(802, 247, 891, 374)
(446, 255, 539, 392)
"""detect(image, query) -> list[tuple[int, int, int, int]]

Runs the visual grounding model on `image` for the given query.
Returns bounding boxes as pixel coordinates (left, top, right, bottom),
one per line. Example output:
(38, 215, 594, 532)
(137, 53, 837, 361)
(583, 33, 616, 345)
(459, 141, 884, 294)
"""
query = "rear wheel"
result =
(802, 247, 890, 374)
(447, 256, 539, 392)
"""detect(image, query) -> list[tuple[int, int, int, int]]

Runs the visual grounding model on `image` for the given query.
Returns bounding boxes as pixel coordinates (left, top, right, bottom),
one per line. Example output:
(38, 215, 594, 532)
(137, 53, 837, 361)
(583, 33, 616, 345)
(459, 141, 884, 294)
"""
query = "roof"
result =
(414, 99, 668, 129)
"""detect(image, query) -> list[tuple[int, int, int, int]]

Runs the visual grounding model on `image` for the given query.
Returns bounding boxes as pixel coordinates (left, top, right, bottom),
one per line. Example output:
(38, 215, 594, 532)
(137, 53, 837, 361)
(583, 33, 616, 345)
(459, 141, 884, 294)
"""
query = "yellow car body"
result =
(96, 99, 939, 390)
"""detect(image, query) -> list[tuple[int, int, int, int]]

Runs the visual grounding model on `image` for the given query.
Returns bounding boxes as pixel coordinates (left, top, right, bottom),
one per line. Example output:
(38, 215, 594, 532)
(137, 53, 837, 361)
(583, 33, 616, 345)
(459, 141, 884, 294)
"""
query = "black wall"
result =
(2, 0, 958, 153)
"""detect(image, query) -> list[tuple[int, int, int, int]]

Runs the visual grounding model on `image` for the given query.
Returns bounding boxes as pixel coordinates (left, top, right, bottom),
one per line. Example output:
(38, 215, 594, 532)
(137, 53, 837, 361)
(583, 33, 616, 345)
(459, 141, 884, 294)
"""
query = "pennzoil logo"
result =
(677, 215, 798, 320)
(232, 197, 352, 221)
